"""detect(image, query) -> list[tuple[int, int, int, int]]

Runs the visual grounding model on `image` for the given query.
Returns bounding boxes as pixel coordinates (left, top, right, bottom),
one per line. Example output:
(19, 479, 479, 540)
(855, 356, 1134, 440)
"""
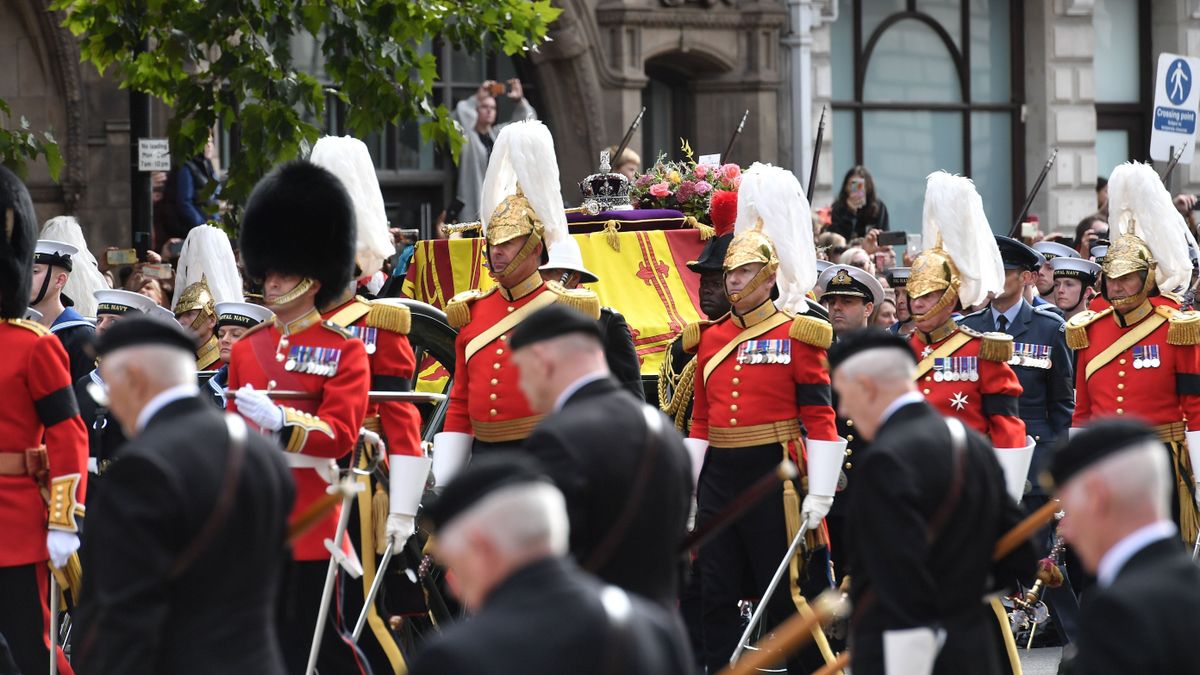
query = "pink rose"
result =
(649, 181, 671, 198)
(694, 164, 710, 179)
(720, 164, 741, 181)
(694, 180, 713, 195)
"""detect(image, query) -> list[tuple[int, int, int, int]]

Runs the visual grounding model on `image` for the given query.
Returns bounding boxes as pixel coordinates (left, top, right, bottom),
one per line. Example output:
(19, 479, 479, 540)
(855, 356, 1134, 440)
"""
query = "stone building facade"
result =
(5, 0, 1200, 247)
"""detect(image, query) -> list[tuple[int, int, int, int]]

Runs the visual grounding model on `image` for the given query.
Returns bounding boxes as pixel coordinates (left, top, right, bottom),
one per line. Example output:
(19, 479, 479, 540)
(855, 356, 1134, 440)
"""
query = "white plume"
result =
(309, 136, 396, 279)
(171, 225, 243, 308)
(39, 216, 109, 317)
(734, 163, 818, 314)
(921, 171, 1004, 308)
(479, 120, 567, 250)
(1108, 161, 1193, 293)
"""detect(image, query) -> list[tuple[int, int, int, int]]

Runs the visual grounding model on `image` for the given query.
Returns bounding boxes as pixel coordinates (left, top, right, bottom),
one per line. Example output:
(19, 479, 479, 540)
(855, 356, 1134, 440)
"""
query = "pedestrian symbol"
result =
(1169, 59, 1192, 105)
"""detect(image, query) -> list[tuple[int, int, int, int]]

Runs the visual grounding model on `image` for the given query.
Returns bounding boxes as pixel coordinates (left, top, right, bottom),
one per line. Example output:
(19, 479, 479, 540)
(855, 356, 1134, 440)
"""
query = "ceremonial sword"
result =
(806, 106, 827, 203)
(722, 110, 750, 167)
(223, 390, 446, 403)
(612, 106, 647, 170)
(1009, 148, 1058, 238)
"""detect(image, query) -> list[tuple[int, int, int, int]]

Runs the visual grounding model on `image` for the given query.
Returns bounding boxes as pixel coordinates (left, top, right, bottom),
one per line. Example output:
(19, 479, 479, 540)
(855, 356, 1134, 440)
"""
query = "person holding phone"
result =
(828, 165, 889, 239)
(451, 78, 537, 223)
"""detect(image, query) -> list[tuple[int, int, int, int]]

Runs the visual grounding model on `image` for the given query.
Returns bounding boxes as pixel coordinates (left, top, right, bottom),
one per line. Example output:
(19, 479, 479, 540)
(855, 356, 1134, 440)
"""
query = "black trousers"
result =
(0, 564, 70, 675)
(277, 559, 371, 675)
(696, 443, 831, 675)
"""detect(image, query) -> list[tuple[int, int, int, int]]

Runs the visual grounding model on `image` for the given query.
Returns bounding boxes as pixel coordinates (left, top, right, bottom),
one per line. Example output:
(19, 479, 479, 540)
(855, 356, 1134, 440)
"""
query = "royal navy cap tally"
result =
(1049, 256, 1101, 284)
(94, 289, 158, 315)
(1032, 241, 1079, 261)
(817, 264, 886, 306)
(887, 266, 911, 288)
(34, 240, 78, 271)
(216, 301, 274, 329)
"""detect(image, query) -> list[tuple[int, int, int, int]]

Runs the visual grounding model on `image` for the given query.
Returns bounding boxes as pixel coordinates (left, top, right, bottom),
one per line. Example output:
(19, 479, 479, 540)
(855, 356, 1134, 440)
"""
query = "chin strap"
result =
(31, 269, 53, 306)
(725, 263, 777, 305)
(267, 277, 315, 307)
(489, 231, 543, 281)
(910, 280, 961, 324)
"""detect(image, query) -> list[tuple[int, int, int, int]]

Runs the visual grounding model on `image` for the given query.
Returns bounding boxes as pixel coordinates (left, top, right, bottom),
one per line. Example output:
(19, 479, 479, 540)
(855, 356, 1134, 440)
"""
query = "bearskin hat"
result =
(0, 166, 36, 319)
(239, 161, 357, 308)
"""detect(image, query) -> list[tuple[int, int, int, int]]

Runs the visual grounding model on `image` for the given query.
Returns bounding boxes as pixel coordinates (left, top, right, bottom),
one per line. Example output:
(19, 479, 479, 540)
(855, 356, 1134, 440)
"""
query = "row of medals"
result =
(933, 357, 980, 382)
(1133, 345, 1161, 369)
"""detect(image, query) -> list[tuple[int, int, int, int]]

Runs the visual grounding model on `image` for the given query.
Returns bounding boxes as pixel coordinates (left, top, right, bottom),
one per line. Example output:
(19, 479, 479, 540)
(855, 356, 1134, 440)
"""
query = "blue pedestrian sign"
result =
(1151, 53, 1200, 163)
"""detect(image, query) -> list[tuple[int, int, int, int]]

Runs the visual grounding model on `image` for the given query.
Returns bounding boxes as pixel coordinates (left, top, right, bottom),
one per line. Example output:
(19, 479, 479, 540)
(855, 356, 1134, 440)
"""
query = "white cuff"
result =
(431, 432, 473, 487)
(883, 626, 944, 675)
(1186, 431, 1200, 483)
(389, 454, 433, 517)
(683, 438, 709, 488)
(1069, 427, 1084, 438)
(87, 457, 98, 474)
(805, 437, 848, 497)
(994, 436, 1036, 502)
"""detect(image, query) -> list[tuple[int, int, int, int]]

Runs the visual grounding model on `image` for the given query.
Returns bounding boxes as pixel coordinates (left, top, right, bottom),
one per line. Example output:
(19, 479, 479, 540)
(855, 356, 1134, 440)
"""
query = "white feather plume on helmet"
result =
(1107, 161, 1193, 294)
(39, 216, 109, 317)
(171, 225, 243, 308)
(919, 171, 1005, 308)
(731, 163, 818, 314)
(309, 136, 395, 279)
(479, 120, 567, 251)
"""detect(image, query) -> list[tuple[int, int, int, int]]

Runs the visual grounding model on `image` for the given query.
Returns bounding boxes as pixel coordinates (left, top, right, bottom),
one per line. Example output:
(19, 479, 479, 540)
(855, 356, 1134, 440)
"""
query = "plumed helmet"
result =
(239, 161, 357, 309)
(0, 166, 36, 319)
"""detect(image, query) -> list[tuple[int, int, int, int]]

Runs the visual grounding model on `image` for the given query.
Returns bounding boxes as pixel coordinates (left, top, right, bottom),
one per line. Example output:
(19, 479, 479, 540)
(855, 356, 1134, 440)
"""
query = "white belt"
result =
(284, 453, 337, 484)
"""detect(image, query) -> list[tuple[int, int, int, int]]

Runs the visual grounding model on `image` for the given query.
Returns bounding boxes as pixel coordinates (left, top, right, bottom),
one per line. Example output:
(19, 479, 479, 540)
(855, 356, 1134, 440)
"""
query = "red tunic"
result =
(0, 320, 87, 567)
(323, 297, 421, 457)
(227, 309, 369, 560)
(909, 323, 1026, 449)
(690, 302, 838, 455)
(1072, 298, 1200, 430)
(444, 274, 555, 443)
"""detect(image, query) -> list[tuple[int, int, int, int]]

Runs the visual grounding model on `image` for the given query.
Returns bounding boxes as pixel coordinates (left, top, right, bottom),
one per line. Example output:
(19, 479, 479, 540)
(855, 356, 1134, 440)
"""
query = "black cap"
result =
(686, 234, 733, 274)
(826, 327, 916, 373)
(509, 304, 603, 350)
(422, 452, 553, 531)
(994, 235, 1043, 271)
(95, 315, 199, 357)
(1043, 419, 1159, 490)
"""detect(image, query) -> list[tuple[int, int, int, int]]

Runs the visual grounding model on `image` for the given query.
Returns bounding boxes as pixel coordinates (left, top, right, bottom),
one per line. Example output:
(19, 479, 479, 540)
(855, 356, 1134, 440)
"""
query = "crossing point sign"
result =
(1151, 53, 1200, 163)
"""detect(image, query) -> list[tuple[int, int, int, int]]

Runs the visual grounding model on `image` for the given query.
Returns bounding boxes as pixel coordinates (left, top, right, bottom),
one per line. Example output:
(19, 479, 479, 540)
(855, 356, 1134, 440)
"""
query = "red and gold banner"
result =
(402, 229, 707, 375)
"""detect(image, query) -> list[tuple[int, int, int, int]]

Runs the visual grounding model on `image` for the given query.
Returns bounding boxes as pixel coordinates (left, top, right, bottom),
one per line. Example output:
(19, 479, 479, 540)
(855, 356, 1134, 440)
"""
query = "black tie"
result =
(998, 315, 1008, 332)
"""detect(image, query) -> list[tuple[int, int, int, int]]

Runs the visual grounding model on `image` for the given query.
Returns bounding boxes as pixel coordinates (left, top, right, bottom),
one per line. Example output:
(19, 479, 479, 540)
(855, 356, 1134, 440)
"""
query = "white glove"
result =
(883, 626, 944, 675)
(431, 432, 472, 487)
(994, 436, 1036, 503)
(800, 494, 834, 532)
(46, 531, 79, 569)
(682, 438, 709, 491)
(360, 427, 386, 453)
(805, 438, 848, 498)
(389, 454, 433, 552)
(235, 385, 283, 432)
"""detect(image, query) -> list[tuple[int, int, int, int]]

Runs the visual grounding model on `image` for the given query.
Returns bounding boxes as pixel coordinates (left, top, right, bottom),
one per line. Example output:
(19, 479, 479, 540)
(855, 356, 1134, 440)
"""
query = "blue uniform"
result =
(50, 306, 96, 383)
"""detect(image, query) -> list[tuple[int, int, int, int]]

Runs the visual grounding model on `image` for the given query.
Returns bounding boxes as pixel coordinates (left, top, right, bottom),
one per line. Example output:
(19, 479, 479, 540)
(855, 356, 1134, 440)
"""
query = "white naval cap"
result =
(34, 240, 79, 269)
(1032, 241, 1079, 260)
(94, 289, 158, 315)
(1049, 256, 1102, 283)
(817, 263, 886, 306)
(215, 301, 274, 328)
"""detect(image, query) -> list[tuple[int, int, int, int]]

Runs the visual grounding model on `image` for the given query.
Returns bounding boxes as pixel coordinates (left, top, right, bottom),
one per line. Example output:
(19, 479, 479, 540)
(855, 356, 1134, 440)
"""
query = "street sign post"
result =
(1151, 53, 1200, 164)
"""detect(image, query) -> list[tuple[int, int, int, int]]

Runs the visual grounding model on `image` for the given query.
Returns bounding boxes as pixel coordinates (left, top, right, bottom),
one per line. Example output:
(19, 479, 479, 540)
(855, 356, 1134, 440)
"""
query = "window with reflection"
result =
(831, 0, 1022, 233)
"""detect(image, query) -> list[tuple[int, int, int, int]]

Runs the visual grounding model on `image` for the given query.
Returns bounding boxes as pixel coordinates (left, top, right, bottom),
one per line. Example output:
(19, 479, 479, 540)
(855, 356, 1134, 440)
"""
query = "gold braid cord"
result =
(658, 355, 697, 432)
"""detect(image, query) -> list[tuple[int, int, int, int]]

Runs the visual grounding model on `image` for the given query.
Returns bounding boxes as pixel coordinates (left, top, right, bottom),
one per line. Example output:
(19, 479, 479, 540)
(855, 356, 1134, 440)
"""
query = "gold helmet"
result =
(479, 121, 566, 280)
(723, 226, 779, 304)
(1103, 162, 1192, 310)
(907, 172, 1004, 320)
(173, 274, 216, 331)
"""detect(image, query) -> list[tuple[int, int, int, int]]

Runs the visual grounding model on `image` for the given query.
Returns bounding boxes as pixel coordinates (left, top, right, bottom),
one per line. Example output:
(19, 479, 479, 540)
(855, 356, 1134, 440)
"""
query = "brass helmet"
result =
(1103, 162, 1191, 309)
(1099, 233, 1156, 311)
(479, 121, 566, 280)
(174, 274, 216, 322)
(723, 226, 779, 304)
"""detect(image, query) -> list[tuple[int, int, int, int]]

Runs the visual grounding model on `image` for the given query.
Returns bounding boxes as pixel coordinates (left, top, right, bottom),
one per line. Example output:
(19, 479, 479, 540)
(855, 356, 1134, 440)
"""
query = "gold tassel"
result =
(366, 302, 412, 335)
(372, 483, 390, 556)
(1167, 311, 1200, 346)
(685, 215, 715, 240)
(1065, 323, 1089, 351)
(790, 314, 833, 349)
(556, 288, 602, 319)
(978, 333, 1015, 363)
(603, 219, 621, 251)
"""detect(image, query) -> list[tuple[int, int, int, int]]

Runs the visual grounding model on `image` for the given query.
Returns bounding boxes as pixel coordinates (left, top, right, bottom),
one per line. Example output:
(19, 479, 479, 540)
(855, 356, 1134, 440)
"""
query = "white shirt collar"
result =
(135, 383, 201, 434)
(878, 390, 926, 428)
(990, 300, 1023, 329)
(553, 372, 609, 413)
(1096, 520, 1177, 587)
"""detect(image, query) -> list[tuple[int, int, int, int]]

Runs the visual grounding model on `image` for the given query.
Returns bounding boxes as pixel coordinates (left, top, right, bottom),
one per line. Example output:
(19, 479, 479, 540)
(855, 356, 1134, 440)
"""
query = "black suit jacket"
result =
(599, 307, 645, 400)
(847, 400, 1035, 675)
(523, 377, 692, 605)
(1073, 536, 1200, 674)
(409, 557, 692, 675)
(75, 396, 294, 675)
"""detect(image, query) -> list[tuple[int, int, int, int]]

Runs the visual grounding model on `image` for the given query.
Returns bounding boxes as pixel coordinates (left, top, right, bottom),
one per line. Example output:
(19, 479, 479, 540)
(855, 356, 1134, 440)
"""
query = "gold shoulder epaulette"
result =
(445, 288, 490, 329)
(6, 318, 50, 336)
(977, 331, 1014, 363)
(789, 312, 833, 350)
(547, 282, 601, 320)
(681, 320, 713, 354)
(366, 299, 411, 335)
(1064, 307, 1111, 350)
(1159, 306, 1200, 346)
(320, 320, 355, 340)
(1161, 291, 1185, 307)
